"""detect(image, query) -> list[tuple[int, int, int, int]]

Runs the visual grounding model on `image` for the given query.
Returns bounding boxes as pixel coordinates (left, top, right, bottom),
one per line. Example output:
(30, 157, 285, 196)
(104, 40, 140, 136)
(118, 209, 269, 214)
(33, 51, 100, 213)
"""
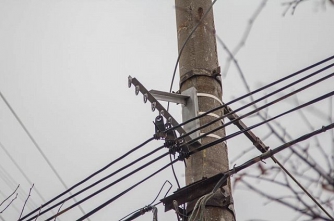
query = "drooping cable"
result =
(188, 91, 334, 155)
(75, 159, 178, 221)
(42, 151, 170, 221)
(184, 71, 334, 146)
(168, 0, 218, 111)
(166, 55, 334, 132)
(24, 145, 165, 221)
(20, 137, 155, 221)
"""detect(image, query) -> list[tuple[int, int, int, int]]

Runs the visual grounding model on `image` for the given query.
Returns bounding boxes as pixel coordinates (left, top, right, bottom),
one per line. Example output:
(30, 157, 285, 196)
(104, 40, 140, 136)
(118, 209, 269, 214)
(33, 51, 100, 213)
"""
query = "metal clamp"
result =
(180, 67, 221, 89)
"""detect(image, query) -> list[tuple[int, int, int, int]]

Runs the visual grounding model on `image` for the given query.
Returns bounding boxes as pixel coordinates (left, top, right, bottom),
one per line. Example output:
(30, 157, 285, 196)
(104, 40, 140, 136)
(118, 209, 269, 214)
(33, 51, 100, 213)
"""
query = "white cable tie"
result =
(197, 93, 223, 105)
(198, 111, 225, 123)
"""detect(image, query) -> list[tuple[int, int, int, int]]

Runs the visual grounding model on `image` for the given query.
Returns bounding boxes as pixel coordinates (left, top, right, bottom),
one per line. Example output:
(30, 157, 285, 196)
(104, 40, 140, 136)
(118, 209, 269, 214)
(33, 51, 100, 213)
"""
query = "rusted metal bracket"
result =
(180, 67, 222, 89)
(160, 173, 227, 212)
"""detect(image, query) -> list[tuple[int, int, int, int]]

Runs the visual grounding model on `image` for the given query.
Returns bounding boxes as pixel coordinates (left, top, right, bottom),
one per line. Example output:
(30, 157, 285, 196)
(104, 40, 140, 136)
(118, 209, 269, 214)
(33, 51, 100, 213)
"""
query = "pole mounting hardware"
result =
(180, 66, 221, 89)
(128, 76, 193, 143)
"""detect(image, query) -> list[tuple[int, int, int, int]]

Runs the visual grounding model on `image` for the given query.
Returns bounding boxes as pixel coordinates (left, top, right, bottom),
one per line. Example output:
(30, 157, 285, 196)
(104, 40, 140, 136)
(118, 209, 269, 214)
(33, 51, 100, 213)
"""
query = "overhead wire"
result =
(183, 71, 334, 146)
(37, 91, 334, 221)
(188, 91, 334, 155)
(0, 90, 89, 220)
(166, 55, 334, 133)
(19, 137, 155, 221)
(195, 123, 334, 221)
(40, 151, 171, 221)
(77, 112, 334, 221)
(23, 144, 165, 221)
(75, 159, 179, 221)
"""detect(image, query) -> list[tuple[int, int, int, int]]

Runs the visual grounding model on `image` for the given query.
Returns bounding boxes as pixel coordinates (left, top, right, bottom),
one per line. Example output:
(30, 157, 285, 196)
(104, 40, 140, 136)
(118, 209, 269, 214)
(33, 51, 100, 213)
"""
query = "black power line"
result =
(166, 55, 334, 132)
(185, 72, 334, 146)
(20, 137, 155, 221)
(43, 151, 170, 221)
(24, 144, 164, 221)
(76, 159, 178, 221)
(189, 91, 334, 155)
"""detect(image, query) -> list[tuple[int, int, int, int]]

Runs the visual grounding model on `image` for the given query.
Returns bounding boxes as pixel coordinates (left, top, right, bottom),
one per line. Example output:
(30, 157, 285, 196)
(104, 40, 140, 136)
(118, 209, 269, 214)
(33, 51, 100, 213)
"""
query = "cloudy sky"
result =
(0, 0, 333, 220)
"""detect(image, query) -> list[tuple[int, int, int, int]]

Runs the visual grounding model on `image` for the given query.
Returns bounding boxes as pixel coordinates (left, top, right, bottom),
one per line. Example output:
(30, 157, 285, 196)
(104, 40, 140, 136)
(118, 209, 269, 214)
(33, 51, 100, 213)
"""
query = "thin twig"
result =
(54, 202, 65, 221)
(223, 0, 267, 77)
(0, 184, 19, 207)
(19, 184, 34, 220)
(0, 193, 18, 214)
(34, 205, 43, 221)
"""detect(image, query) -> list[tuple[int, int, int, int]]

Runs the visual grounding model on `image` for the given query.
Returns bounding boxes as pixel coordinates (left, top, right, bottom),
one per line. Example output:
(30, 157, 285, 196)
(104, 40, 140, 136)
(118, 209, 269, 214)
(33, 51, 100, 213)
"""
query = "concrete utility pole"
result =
(175, 1, 235, 220)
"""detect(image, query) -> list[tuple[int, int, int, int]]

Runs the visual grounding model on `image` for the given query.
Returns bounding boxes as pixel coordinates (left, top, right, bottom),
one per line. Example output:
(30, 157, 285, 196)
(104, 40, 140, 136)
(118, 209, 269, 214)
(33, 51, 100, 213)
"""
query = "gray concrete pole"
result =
(174, 1, 235, 220)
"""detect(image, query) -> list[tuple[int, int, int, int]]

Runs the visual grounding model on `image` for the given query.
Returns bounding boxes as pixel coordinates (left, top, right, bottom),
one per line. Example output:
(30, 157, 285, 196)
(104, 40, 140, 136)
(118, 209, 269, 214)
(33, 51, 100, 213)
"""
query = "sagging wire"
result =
(166, 55, 334, 134)
(76, 160, 179, 221)
(189, 91, 334, 155)
(44, 92, 333, 221)
(119, 180, 172, 221)
(28, 149, 169, 221)
(183, 71, 334, 147)
(20, 137, 155, 221)
(189, 123, 334, 221)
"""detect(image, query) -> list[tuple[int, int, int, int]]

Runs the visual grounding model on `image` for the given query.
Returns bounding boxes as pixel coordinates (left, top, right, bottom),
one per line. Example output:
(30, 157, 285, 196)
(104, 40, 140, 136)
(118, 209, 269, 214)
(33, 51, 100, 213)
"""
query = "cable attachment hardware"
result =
(122, 205, 155, 221)
(154, 115, 166, 140)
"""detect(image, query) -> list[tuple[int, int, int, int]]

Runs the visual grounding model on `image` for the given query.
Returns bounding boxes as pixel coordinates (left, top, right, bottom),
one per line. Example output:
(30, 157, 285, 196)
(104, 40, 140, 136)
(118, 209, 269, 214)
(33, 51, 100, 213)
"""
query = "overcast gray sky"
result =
(0, 0, 333, 220)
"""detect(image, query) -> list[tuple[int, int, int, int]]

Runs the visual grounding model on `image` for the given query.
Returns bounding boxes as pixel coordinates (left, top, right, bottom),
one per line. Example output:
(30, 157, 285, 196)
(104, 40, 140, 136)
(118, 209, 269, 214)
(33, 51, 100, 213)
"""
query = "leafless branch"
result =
(222, 0, 267, 78)
(0, 193, 18, 214)
(0, 184, 19, 207)
(54, 201, 65, 221)
(19, 184, 34, 220)
(34, 205, 43, 221)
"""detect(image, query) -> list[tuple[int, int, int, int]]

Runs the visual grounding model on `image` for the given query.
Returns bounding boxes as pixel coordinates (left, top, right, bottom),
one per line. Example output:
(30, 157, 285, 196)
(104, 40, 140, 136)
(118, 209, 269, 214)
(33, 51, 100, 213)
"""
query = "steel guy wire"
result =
(165, 55, 334, 133)
(19, 137, 155, 221)
(0, 90, 89, 220)
(188, 91, 334, 155)
(40, 151, 170, 221)
(183, 71, 334, 147)
(75, 159, 179, 221)
(168, 0, 218, 111)
(23, 144, 165, 221)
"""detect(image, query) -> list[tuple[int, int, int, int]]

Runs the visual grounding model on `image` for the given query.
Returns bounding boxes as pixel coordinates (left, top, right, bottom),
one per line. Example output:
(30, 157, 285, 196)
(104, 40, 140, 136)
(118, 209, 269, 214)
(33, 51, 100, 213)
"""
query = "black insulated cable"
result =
(189, 91, 334, 155)
(166, 55, 334, 133)
(76, 159, 178, 221)
(25, 145, 165, 221)
(185, 72, 334, 146)
(43, 151, 170, 221)
(20, 137, 155, 221)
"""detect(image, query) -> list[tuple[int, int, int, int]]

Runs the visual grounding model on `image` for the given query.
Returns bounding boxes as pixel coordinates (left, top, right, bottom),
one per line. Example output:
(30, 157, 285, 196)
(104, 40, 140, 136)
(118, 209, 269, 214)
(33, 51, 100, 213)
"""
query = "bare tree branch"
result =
(0, 184, 19, 207)
(0, 193, 18, 214)
(222, 0, 267, 78)
(19, 184, 34, 220)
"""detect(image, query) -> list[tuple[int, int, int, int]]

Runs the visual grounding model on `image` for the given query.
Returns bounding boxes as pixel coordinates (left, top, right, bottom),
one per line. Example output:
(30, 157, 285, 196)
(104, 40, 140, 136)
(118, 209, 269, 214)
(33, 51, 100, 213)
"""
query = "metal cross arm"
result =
(160, 173, 228, 212)
(128, 76, 192, 143)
